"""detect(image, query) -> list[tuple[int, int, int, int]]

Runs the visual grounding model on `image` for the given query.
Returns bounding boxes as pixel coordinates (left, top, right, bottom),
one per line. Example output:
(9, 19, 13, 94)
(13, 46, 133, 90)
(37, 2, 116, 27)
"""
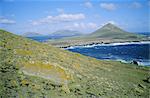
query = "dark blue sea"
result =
(67, 42, 150, 66)
(27, 32, 150, 66)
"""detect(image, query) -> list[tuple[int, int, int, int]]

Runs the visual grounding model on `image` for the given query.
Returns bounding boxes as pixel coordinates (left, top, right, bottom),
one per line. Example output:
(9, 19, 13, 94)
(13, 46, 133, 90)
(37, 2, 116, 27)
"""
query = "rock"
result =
(134, 87, 144, 94)
(132, 60, 138, 65)
(138, 84, 146, 89)
(143, 77, 150, 83)
(85, 91, 97, 97)
(147, 77, 150, 83)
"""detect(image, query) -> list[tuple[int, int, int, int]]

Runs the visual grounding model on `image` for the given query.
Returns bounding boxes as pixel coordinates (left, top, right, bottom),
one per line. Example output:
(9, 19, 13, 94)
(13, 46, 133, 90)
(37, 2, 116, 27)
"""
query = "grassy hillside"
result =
(47, 23, 149, 47)
(0, 29, 149, 98)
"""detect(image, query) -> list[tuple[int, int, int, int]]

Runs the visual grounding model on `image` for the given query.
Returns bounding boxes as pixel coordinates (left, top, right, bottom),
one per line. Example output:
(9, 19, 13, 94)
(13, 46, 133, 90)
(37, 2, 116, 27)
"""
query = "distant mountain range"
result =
(135, 32, 150, 36)
(50, 30, 82, 37)
(22, 30, 83, 38)
(22, 23, 149, 46)
(47, 23, 149, 47)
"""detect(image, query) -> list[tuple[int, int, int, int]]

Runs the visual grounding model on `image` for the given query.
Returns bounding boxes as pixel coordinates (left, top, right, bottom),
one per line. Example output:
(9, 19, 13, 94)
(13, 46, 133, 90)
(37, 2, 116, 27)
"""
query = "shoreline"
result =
(61, 40, 150, 49)
(64, 41, 150, 66)
(101, 59, 150, 66)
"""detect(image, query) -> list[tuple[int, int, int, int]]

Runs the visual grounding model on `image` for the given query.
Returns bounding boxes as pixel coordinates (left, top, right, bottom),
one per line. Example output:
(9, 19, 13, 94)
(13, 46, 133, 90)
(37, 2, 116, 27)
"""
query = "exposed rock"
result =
(132, 60, 138, 65)
(138, 84, 146, 89)
(143, 77, 150, 83)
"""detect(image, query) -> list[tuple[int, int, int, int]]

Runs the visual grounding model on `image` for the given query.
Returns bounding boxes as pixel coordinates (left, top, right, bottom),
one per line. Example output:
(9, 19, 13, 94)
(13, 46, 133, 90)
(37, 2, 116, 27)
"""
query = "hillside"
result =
(47, 23, 149, 47)
(0, 29, 149, 98)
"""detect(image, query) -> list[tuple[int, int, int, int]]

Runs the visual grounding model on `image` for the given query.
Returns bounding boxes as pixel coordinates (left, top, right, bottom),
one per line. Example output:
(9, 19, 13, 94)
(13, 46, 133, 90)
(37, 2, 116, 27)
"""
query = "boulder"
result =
(132, 60, 138, 65)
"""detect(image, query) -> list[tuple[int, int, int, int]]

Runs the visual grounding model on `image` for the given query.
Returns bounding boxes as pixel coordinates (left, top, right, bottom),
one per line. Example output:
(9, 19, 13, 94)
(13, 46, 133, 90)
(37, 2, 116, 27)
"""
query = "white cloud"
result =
(87, 22, 98, 29)
(31, 13, 85, 25)
(73, 22, 86, 29)
(0, 17, 16, 24)
(100, 20, 118, 26)
(56, 13, 85, 21)
(94, 14, 101, 18)
(84, 2, 93, 8)
(131, 2, 142, 8)
(107, 21, 116, 25)
(100, 3, 116, 11)
(66, 22, 98, 30)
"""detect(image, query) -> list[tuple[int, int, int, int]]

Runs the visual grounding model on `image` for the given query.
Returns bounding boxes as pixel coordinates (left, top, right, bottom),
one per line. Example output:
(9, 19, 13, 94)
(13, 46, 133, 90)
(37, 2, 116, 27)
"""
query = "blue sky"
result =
(0, 0, 149, 35)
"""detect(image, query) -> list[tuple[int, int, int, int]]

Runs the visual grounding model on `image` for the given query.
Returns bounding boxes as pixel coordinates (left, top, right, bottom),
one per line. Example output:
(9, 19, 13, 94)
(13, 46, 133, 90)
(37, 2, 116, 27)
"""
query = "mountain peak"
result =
(104, 23, 114, 26)
(101, 23, 120, 30)
(90, 23, 133, 38)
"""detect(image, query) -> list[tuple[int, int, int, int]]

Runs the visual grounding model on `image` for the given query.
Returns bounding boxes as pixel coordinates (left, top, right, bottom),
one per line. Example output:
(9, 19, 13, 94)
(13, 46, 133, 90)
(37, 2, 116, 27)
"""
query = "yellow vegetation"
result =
(11, 80, 18, 87)
(32, 84, 41, 90)
(21, 79, 30, 86)
(73, 64, 80, 70)
(21, 61, 72, 85)
(62, 84, 70, 93)
(16, 49, 33, 55)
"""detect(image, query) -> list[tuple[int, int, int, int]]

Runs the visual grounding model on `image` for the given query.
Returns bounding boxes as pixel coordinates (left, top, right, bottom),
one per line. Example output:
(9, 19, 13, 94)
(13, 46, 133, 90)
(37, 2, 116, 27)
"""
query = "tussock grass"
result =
(0, 29, 149, 98)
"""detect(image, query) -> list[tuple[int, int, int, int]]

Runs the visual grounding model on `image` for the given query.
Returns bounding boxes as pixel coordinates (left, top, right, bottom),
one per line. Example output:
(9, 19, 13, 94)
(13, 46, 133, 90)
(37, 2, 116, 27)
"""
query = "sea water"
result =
(67, 42, 150, 66)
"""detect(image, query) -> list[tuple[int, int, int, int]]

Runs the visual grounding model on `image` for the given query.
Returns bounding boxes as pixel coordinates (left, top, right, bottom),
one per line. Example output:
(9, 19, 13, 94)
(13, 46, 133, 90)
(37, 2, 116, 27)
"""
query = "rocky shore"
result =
(54, 40, 150, 49)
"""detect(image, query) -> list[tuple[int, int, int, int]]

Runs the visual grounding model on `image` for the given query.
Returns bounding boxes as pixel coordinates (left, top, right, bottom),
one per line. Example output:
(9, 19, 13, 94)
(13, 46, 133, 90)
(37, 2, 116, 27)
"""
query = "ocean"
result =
(27, 36, 63, 42)
(27, 32, 150, 66)
(67, 42, 150, 66)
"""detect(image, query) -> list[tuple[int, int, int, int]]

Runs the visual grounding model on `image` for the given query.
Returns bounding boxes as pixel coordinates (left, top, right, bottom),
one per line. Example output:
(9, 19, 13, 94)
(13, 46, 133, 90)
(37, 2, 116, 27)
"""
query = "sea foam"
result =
(66, 41, 150, 49)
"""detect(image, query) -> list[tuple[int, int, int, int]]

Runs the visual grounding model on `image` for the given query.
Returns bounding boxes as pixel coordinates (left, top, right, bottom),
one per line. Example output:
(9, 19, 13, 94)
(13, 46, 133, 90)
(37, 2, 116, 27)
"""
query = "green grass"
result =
(0, 29, 149, 98)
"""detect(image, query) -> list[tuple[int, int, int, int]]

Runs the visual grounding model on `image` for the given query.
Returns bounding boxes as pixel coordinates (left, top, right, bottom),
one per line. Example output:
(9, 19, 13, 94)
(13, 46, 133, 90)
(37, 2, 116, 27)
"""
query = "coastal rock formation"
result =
(132, 60, 139, 65)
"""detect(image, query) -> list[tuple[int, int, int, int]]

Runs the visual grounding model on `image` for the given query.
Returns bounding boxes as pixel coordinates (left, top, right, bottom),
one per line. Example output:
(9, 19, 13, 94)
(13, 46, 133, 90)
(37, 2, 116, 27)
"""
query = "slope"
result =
(0, 29, 149, 98)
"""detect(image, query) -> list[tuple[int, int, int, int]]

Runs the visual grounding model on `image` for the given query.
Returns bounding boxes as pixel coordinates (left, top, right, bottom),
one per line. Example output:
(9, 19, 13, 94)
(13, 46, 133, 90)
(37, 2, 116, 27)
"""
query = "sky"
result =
(0, 0, 149, 35)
